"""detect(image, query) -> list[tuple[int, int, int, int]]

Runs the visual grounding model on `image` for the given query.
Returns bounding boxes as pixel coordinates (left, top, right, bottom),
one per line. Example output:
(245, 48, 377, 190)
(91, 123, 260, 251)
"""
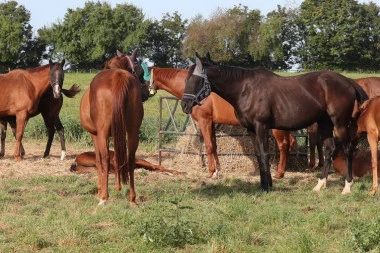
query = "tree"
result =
(0, 1, 45, 71)
(39, 1, 150, 70)
(295, 0, 376, 70)
(183, 5, 262, 66)
(145, 12, 187, 67)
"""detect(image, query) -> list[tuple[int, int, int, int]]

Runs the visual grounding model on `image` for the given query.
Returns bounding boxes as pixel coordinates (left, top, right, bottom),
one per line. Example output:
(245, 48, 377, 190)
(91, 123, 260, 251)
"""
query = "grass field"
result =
(1, 70, 380, 252)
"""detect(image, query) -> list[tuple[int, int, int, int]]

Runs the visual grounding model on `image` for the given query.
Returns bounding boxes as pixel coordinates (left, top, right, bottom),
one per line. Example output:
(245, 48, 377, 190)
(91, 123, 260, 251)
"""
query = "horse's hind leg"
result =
(94, 134, 110, 205)
(0, 119, 6, 157)
(313, 121, 334, 192)
(307, 123, 318, 168)
(273, 130, 290, 179)
(127, 130, 139, 207)
(368, 131, 379, 195)
(54, 117, 66, 160)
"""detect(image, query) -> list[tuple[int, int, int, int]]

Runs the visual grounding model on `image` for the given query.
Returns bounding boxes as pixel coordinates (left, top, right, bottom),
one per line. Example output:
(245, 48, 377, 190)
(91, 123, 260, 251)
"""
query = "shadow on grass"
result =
(192, 178, 294, 199)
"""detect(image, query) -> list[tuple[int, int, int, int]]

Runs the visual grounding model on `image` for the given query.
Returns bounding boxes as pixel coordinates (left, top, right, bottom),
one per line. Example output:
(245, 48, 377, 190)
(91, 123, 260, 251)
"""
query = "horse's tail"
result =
(111, 72, 129, 184)
(62, 84, 81, 98)
(352, 80, 369, 105)
(351, 79, 369, 120)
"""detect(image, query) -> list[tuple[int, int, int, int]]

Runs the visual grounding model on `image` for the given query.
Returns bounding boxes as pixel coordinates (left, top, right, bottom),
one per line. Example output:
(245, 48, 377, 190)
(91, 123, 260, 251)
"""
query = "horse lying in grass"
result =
(332, 139, 380, 178)
(70, 151, 184, 175)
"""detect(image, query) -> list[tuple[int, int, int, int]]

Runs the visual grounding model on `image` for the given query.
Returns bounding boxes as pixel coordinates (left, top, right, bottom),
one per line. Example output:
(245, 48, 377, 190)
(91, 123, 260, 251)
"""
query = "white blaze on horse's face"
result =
(52, 70, 61, 99)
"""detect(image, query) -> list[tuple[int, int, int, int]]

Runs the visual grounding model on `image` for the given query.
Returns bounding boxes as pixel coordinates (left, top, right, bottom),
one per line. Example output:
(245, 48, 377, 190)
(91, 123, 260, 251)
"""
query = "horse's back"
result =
(356, 77, 380, 98)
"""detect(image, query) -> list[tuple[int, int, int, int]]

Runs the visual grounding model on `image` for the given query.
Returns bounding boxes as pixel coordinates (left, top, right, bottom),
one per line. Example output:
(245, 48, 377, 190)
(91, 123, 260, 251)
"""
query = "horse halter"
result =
(148, 68, 157, 96)
(183, 67, 211, 106)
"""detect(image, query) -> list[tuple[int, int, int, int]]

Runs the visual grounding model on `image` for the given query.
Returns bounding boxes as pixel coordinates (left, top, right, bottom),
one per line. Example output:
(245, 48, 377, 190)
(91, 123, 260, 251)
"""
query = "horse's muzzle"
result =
(181, 99, 193, 114)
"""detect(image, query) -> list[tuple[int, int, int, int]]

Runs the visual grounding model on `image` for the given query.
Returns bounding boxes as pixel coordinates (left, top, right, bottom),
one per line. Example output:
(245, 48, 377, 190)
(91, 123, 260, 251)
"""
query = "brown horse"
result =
(181, 52, 368, 194)
(0, 60, 65, 161)
(149, 67, 296, 179)
(80, 50, 149, 206)
(0, 84, 81, 160)
(70, 151, 184, 175)
(352, 96, 380, 195)
(308, 77, 380, 169)
(332, 138, 380, 178)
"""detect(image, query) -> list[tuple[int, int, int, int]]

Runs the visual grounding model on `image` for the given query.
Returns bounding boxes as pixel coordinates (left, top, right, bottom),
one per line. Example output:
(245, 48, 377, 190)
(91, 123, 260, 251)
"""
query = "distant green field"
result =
(21, 70, 380, 151)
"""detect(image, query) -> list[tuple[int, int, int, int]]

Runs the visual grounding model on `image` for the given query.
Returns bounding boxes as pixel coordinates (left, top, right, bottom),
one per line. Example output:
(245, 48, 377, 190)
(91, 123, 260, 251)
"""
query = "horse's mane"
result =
(217, 65, 276, 81)
(153, 67, 185, 80)
(26, 64, 50, 73)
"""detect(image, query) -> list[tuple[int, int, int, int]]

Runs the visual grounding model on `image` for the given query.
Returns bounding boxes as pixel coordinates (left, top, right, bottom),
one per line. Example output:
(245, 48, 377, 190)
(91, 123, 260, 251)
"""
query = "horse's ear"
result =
(61, 59, 65, 68)
(195, 52, 201, 59)
(195, 56, 203, 72)
(49, 59, 53, 67)
(116, 50, 124, 57)
(131, 48, 138, 61)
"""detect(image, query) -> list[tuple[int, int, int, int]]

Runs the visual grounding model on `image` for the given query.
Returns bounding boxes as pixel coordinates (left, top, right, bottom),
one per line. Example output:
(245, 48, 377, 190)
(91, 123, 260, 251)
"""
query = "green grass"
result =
(0, 173, 380, 252)
(3, 70, 380, 252)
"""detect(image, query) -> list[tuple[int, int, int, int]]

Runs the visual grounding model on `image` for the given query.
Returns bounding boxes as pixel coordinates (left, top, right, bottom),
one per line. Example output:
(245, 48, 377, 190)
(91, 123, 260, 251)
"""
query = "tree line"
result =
(0, 0, 379, 72)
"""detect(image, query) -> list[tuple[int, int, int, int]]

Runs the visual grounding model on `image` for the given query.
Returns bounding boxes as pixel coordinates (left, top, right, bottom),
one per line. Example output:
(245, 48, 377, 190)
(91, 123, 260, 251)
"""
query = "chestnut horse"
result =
(308, 77, 380, 169)
(80, 50, 149, 206)
(70, 151, 183, 175)
(149, 67, 296, 179)
(0, 60, 65, 161)
(353, 96, 380, 195)
(181, 53, 368, 193)
(332, 138, 380, 178)
(0, 84, 81, 160)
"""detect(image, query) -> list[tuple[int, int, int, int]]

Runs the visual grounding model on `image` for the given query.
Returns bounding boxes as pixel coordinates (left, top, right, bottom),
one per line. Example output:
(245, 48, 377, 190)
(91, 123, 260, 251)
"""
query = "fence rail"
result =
(158, 96, 309, 165)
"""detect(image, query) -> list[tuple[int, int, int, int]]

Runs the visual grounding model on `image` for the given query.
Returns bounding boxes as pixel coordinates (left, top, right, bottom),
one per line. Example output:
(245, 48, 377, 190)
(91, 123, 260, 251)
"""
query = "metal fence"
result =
(157, 96, 309, 165)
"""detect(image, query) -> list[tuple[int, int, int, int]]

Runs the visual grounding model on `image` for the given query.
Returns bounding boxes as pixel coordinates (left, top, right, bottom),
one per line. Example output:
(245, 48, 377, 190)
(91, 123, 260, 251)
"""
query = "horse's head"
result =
(181, 52, 214, 114)
(105, 49, 151, 102)
(49, 59, 65, 99)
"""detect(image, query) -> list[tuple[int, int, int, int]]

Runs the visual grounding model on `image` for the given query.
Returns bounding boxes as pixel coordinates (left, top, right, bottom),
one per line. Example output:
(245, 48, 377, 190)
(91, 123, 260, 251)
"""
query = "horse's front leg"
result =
(198, 120, 219, 178)
(14, 114, 28, 161)
(54, 117, 66, 160)
(249, 124, 272, 192)
(0, 119, 7, 157)
(313, 136, 335, 192)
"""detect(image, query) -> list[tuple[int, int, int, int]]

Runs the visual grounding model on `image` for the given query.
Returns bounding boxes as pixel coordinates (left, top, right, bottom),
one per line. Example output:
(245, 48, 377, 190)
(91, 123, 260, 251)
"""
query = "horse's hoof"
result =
(130, 201, 139, 208)
(341, 180, 353, 195)
(0, 153, 4, 158)
(60, 151, 66, 160)
(370, 187, 377, 196)
(15, 156, 23, 162)
(317, 162, 324, 168)
(98, 199, 107, 206)
(313, 178, 326, 192)
(274, 172, 284, 179)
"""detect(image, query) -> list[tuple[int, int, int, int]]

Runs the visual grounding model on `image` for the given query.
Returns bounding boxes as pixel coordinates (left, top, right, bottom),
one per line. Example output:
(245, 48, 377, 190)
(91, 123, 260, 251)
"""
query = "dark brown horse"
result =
(70, 151, 184, 175)
(0, 84, 81, 160)
(0, 60, 65, 161)
(149, 67, 296, 179)
(308, 77, 380, 169)
(80, 50, 149, 206)
(181, 53, 368, 193)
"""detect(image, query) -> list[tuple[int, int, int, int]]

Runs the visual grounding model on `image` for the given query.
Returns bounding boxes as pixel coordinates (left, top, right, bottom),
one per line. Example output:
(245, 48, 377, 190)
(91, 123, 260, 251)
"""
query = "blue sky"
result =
(13, 0, 378, 32)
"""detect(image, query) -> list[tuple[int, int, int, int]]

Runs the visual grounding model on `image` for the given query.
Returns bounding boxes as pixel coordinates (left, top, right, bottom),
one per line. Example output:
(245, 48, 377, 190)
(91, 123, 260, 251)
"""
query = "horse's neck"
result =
(28, 67, 51, 97)
(155, 70, 185, 99)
